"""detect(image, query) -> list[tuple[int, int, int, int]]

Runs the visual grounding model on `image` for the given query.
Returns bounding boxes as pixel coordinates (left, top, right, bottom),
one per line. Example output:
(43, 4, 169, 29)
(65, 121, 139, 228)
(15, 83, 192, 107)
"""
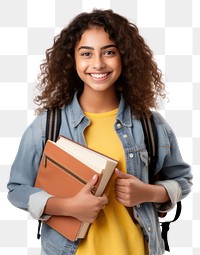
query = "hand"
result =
(114, 169, 150, 207)
(69, 175, 108, 223)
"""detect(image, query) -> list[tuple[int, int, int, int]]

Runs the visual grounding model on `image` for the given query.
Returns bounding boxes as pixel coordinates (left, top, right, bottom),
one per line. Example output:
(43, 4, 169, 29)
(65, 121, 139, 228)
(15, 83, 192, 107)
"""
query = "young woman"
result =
(7, 9, 192, 255)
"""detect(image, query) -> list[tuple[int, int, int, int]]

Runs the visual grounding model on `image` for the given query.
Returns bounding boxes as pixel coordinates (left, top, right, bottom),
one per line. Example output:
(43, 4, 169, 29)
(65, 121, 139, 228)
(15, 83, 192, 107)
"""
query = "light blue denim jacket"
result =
(7, 94, 192, 255)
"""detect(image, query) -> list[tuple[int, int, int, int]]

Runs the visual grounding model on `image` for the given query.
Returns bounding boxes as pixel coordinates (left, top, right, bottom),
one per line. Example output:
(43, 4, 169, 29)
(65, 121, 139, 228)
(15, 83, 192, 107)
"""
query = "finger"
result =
(83, 175, 98, 192)
(115, 177, 128, 187)
(115, 195, 128, 207)
(101, 194, 108, 204)
(115, 184, 128, 194)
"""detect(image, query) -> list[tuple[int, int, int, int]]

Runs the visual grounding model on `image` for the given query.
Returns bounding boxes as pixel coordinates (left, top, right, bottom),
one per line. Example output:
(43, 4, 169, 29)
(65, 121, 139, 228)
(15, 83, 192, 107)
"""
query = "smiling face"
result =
(74, 27, 122, 94)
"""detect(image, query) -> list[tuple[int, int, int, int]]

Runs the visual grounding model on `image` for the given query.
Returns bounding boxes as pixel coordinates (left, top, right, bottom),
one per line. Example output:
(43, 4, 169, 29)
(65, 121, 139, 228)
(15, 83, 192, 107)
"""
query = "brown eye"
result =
(81, 52, 92, 57)
(104, 50, 115, 56)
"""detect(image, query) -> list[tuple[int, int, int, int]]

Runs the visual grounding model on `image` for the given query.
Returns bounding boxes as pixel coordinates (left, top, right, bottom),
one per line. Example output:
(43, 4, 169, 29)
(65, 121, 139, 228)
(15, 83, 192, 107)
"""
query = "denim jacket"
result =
(7, 93, 192, 255)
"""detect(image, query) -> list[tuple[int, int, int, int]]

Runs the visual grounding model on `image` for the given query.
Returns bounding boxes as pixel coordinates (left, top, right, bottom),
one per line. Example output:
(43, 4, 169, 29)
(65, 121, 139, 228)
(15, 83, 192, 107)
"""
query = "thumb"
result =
(84, 174, 98, 193)
(115, 168, 129, 179)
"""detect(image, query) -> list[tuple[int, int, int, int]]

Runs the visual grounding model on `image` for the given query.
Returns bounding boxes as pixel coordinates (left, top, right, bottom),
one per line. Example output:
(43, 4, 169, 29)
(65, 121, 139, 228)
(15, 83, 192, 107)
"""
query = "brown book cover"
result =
(34, 136, 118, 241)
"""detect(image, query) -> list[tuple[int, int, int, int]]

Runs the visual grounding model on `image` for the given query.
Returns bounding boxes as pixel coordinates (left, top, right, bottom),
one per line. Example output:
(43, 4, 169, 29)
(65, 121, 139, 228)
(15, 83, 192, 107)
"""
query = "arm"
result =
(43, 175, 108, 223)
(115, 113, 192, 210)
(8, 130, 107, 223)
(8, 118, 108, 222)
(7, 113, 47, 216)
(153, 112, 192, 211)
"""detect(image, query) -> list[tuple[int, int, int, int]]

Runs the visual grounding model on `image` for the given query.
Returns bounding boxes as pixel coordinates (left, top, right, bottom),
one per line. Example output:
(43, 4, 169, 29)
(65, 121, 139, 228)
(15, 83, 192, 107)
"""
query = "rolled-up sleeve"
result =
(28, 191, 53, 220)
(154, 180, 182, 212)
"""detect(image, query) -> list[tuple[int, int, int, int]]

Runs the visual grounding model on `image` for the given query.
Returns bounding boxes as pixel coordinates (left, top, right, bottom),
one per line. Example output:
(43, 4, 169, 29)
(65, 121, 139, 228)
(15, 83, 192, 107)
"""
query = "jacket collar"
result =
(67, 92, 134, 128)
(116, 94, 133, 127)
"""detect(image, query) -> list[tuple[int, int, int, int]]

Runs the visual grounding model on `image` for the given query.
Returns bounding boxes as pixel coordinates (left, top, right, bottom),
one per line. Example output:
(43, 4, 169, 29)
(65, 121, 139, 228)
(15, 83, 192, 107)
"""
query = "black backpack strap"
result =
(140, 114, 181, 252)
(140, 115, 158, 184)
(37, 108, 62, 239)
(161, 201, 182, 251)
(45, 108, 62, 143)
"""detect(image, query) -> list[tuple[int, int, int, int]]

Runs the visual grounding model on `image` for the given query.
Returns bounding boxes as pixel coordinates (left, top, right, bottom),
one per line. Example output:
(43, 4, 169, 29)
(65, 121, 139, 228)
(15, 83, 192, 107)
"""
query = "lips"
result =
(89, 72, 110, 79)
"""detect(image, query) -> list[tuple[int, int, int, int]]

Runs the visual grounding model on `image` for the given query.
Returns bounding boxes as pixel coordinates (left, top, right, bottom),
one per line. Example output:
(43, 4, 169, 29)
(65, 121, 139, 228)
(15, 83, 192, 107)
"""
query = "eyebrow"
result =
(78, 44, 117, 51)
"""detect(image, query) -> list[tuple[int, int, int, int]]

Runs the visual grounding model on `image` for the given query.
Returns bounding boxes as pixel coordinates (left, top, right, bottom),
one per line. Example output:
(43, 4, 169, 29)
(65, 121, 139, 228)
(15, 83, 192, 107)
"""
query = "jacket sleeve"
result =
(154, 180, 181, 212)
(28, 191, 53, 220)
(7, 112, 48, 215)
(152, 112, 193, 212)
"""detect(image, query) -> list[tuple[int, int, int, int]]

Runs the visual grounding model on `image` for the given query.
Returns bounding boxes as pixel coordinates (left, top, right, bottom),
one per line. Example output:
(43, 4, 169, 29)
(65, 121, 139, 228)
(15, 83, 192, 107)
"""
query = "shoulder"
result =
(19, 111, 48, 150)
(151, 111, 176, 148)
(30, 107, 67, 137)
(151, 111, 166, 125)
(30, 110, 47, 136)
(151, 111, 173, 135)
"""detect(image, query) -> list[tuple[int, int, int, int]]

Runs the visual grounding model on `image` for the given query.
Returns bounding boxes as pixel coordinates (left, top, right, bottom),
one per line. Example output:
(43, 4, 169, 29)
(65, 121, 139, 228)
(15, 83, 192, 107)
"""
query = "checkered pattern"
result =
(0, 0, 199, 254)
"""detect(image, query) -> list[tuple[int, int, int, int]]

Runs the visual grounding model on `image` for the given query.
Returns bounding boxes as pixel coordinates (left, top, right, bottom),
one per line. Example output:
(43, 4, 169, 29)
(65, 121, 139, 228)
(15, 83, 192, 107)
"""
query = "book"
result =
(34, 136, 118, 241)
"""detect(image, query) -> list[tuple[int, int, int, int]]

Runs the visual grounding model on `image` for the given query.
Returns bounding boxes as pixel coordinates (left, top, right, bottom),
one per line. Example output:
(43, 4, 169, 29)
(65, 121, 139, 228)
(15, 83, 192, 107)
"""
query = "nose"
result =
(92, 55, 106, 70)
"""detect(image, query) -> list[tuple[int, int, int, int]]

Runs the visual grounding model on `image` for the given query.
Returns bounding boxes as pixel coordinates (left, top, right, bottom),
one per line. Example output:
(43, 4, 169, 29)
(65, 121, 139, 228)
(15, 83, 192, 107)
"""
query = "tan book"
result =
(34, 136, 118, 241)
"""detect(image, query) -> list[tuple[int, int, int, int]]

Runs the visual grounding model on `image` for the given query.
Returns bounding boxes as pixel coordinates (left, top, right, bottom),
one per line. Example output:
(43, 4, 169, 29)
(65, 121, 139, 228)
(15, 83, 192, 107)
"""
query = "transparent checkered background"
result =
(0, 0, 199, 254)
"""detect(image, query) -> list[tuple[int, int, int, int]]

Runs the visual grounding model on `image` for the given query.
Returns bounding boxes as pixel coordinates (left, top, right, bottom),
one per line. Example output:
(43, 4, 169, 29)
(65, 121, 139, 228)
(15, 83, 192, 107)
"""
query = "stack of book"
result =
(35, 136, 118, 241)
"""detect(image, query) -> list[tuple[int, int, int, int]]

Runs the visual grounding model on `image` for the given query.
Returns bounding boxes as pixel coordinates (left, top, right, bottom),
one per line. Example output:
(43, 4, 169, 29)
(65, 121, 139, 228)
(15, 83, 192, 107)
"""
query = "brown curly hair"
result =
(34, 9, 165, 117)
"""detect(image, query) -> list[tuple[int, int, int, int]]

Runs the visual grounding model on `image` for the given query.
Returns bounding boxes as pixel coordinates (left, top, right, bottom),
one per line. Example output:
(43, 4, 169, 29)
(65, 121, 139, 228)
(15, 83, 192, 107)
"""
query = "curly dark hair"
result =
(34, 9, 165, 117)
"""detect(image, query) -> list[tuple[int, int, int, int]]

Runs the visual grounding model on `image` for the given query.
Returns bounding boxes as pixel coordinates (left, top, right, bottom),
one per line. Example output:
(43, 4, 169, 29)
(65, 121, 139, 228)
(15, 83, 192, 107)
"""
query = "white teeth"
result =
(90, 73, 108, 79)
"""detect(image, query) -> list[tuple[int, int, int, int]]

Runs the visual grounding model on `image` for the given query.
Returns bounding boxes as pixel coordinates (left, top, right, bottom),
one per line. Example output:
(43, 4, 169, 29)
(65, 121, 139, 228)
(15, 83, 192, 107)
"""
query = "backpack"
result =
(37, 108, 181, 252)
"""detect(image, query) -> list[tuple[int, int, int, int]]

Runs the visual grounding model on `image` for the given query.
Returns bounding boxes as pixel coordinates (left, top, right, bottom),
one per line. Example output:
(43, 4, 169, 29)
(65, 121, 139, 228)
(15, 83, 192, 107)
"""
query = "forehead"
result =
(75, 27, 115, 49)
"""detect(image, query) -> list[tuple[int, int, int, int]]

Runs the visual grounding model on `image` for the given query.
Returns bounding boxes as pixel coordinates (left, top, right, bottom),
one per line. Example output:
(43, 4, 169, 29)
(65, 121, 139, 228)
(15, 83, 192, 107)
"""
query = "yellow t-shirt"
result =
(75, 109, 147, 255)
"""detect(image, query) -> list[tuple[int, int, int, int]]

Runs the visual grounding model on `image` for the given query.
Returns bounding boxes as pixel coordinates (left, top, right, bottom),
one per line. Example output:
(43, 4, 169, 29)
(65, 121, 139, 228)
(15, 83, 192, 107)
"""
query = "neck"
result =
(79, 89, 119, 113)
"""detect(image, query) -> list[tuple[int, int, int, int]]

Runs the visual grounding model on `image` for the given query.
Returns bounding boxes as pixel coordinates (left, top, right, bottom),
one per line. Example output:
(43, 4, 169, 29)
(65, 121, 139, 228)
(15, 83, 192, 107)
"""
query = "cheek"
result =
(113, 57, 122, 71)
(76, 60, 88, 73)
(75, 62, 88, 80)
(114, 62, 122, 77)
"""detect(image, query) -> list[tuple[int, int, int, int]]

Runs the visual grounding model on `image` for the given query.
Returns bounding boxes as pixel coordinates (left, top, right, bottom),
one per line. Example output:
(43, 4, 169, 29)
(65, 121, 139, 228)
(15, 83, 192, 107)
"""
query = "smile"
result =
(89, 73, 110, 79)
